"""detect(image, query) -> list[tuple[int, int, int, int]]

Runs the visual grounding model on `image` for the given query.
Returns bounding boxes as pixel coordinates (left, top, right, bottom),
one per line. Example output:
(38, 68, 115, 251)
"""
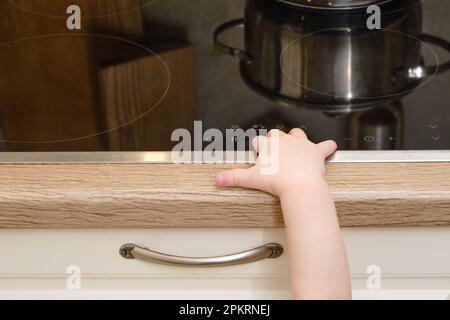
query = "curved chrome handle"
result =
(400, 34, 450, 80)
(417, 34, 450, 76)
(213, 18, 251, 63)
(119, 243, 283, 268)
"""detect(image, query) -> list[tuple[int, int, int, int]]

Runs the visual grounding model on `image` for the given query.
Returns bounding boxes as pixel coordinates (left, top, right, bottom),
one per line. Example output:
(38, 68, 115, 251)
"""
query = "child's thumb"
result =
(215, 168, 253, 188)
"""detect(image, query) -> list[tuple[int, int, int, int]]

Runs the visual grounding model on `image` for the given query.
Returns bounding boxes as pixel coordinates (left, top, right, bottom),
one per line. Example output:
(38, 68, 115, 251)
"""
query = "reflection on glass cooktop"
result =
(0, 0, 448, 152)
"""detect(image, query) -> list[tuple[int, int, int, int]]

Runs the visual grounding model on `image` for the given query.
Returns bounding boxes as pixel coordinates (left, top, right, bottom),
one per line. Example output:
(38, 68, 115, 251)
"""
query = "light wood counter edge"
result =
(0, 162, 449, 228)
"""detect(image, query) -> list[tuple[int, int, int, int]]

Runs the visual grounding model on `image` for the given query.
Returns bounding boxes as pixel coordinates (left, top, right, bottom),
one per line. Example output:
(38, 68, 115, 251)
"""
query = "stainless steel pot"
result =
(214, 0, 450, 110)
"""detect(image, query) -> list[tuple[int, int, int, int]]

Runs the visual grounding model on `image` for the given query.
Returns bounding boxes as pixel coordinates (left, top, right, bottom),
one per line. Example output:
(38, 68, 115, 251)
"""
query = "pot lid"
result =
(276, 0, 394, 10)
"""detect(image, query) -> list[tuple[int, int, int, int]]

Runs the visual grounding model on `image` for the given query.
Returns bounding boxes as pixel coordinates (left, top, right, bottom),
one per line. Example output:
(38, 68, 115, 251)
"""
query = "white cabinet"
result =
(0, 228, 449, 299)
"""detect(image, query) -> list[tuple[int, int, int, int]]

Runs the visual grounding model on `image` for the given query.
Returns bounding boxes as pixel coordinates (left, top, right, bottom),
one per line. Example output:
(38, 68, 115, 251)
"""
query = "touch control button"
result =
(364, 136, 376, 143)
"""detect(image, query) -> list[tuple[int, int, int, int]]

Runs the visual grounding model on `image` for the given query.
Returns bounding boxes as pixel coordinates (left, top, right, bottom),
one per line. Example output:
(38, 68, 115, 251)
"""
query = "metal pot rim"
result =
(276, 0, 393, 10)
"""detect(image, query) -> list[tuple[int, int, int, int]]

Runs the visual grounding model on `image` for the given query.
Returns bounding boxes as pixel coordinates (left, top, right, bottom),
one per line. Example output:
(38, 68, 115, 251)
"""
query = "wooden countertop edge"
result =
(0, 162, 449, 228)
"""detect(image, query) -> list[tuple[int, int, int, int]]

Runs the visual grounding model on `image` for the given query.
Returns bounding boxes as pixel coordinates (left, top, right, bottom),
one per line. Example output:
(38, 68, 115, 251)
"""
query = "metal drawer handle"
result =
(119, 243, 283, 268)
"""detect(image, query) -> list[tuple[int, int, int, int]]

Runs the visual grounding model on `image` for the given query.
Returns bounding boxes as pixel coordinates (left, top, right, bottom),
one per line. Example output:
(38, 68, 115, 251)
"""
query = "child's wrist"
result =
(278, 178, 330, 200)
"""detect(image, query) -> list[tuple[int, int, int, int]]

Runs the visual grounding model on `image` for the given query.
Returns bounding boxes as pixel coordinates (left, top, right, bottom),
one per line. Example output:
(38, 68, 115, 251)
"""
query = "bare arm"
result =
(215, 128, 351, 300)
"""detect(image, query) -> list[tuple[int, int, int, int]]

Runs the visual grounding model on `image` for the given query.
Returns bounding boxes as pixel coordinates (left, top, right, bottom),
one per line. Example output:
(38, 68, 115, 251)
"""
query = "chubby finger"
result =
(267, 129, 285, 137)
(289, 128, 307, 139)
(251, 135, 267, 153)
(317, 140, 338, 157)
(215, 168, 254, 188)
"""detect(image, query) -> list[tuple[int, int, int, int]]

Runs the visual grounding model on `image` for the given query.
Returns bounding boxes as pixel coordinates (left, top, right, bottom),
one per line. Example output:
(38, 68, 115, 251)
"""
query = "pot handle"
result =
(404, 34, 450, 79)
(213, 18, 251, 63)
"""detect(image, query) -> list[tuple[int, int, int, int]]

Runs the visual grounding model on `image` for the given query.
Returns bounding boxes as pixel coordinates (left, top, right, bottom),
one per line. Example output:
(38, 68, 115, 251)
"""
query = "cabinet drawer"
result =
(0, 229, 289, 277)
(0, 228, 450, 299)
(0, 229, 291, 299)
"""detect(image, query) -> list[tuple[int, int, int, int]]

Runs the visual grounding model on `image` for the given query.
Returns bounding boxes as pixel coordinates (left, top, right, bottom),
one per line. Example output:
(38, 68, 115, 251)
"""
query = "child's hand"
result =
(215, 128, 337, 198)
(216, 128, 350, 299)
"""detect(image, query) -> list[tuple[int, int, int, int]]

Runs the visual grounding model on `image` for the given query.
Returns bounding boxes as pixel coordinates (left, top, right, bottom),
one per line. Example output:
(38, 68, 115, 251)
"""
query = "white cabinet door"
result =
(0, 228, 449, 299)
(344, 228, 450, 291)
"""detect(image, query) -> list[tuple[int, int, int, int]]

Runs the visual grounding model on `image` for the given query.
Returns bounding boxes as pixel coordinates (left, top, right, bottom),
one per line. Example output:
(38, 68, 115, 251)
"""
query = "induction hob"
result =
(0, 0, 448, 163)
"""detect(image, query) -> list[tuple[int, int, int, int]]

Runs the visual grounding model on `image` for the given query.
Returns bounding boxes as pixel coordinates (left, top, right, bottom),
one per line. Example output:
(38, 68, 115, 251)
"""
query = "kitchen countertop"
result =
(0, 152, 449, 228)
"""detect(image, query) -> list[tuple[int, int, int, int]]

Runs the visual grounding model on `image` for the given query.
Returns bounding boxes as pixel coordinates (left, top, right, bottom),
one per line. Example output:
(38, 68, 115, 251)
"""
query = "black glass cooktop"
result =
(0, 0, 448, 152)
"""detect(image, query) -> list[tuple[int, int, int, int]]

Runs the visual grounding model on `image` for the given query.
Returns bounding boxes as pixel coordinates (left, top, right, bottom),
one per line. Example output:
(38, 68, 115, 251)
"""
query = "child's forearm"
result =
(215, 130, 349, 299)
(280, 180, 352, 300)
